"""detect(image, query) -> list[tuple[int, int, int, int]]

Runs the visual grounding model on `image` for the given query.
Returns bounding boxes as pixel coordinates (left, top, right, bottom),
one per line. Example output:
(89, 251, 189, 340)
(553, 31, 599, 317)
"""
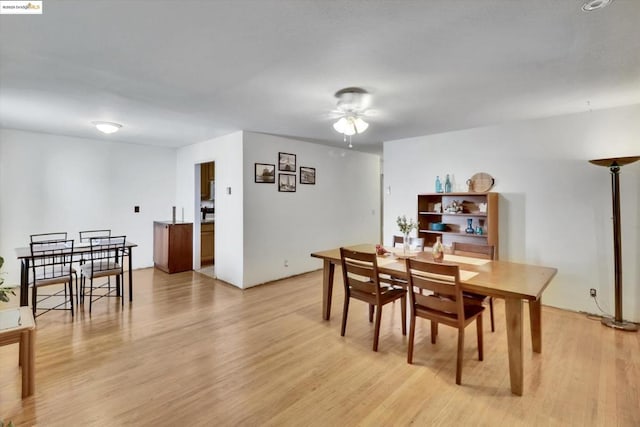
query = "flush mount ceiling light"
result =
(92, 121, 122, 134)
(582, 0, 613, 11)
(332, 87, 371, 148)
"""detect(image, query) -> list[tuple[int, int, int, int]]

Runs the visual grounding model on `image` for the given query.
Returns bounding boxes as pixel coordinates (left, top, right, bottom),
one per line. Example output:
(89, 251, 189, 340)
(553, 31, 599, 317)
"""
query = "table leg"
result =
(505, 297, 524, 396)
(20, 259, 29, 306)
(322, 260, 335, 320)
(529, 298, 542, 353)
(21, 329, 34, 398)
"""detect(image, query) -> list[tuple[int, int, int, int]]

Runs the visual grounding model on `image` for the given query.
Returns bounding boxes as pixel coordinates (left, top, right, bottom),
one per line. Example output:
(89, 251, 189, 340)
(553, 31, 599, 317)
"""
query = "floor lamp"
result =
(589, 156, 640, 331)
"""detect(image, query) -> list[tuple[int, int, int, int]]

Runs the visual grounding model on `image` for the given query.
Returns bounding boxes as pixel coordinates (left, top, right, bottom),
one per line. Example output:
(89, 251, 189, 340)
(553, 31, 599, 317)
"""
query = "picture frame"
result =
(278, 173, 296, 192)
(254, 163, 275, 183)
(278, 152, 296, 172)
(300, 166, 316, 185)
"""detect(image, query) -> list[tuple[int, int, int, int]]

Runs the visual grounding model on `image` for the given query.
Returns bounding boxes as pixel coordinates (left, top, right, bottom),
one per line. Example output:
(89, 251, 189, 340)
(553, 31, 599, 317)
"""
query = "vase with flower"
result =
(396, 215, 418, 254)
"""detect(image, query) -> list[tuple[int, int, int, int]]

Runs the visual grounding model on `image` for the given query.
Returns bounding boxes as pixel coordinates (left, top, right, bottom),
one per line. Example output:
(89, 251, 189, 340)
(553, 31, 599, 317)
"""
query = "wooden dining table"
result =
(310, 244, 558, 396)
(14, 241, 138, 307)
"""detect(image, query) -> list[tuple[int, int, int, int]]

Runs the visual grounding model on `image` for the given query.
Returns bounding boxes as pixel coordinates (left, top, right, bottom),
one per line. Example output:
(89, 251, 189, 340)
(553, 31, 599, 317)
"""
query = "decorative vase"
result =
(465, 218, 474, 234)
(403, 232, 410, 254)
(444, 174, 452, 193)
(432, 236, 444, 262)
(435, 176, 443, 193)
(475, 226, 483, 235)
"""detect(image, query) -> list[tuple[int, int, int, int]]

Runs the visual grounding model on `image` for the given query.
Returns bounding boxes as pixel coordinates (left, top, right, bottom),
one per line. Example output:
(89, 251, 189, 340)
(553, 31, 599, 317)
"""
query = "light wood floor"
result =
(1, 268, 638, 426)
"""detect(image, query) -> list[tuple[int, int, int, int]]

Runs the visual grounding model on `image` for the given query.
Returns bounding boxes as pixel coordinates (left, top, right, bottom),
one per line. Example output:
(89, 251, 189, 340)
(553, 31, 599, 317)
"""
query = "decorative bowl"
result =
(430, 222, 446, 231)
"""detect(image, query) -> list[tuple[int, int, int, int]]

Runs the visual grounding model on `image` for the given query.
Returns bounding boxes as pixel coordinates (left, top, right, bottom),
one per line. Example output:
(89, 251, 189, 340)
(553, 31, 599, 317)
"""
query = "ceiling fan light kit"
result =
(331, 87, 371, 147)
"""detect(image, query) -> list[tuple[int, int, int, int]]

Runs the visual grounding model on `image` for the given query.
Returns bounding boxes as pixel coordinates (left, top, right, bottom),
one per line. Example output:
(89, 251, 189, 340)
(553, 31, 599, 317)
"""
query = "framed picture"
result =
(278, 173, 296, 192)
(278, 152, 296, 172)
(300, 166, 316, 184)
(254, 163, 275, 183)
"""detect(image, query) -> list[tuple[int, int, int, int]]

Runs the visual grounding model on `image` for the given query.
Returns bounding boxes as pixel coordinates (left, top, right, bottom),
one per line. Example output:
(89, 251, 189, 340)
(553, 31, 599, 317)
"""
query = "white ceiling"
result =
(1, 0, 639, 154)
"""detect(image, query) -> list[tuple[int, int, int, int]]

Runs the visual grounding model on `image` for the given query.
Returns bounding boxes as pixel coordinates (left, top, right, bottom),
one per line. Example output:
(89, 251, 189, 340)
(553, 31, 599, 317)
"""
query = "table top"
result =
(15, 240, 138, 259)
(0, 307, 35, 333)
(311, 244, 557, 301)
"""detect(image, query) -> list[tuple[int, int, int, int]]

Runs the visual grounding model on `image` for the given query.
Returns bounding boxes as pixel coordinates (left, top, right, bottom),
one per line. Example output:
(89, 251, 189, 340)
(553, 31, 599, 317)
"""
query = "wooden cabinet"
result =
(417, 192, 499, 258)
(153, 221, 193, 273)
(200, 162, 215, 200)
(201, 222, 214, 265)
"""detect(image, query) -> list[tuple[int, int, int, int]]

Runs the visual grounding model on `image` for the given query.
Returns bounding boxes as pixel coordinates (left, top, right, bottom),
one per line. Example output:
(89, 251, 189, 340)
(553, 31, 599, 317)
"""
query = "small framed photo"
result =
(300, 166, 316, 185)
(278, 173, 296, 192)
(278, 152, 296, 172)
(254, 163, 275, 183)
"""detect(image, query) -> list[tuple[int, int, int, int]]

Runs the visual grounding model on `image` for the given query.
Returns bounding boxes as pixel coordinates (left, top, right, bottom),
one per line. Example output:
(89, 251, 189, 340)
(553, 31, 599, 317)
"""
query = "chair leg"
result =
(477, 314, 484, 361)
(89, 276, 94, 314)
(456, 329, 465, 385)
(68, 278, 74, 317)
(340, 295, 350, 337)
(489, 297, 495, 332)
(32, 285, 37, 318)
(430, 321, 438, 344)
(407, 315, 416, 364)
(368, 304, 374, 323)
(400, 295, 407, 336)
(372, 304, 382, 352)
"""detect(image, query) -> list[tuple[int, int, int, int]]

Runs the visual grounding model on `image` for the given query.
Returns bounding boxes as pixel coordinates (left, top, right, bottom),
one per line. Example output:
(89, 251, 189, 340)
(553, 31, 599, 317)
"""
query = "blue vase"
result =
(435, 176, 442, 193)
(465, 218, 474, 234)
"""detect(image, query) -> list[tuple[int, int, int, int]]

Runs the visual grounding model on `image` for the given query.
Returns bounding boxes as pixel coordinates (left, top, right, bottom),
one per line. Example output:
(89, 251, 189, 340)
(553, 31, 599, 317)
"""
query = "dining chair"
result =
(78, 229, 113, 301)
(80, 236, 126, 313)
(79, 229, 112, 245)
(393, 235, 425, 251)
(452, 242, 496, 332)
(29, 239, 76, 318)
(339, 247, 406, 351)
(405, 258, 484, 385)
(30, 232, 68, 243)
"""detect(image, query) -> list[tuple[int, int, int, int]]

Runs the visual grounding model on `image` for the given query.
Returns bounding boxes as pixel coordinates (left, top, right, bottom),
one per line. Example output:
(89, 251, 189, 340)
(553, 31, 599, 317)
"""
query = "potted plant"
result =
(0, 256, 16, 304)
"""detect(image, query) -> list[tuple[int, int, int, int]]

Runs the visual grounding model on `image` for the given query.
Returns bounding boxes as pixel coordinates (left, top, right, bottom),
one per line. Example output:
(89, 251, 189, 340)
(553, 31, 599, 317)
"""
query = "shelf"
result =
(419, 229, 488, 238)
(418, 211, 487, 217)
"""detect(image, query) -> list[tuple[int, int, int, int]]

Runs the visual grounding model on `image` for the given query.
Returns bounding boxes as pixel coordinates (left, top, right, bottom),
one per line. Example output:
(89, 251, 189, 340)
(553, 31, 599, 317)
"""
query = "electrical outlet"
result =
(590, 288, 597, 297)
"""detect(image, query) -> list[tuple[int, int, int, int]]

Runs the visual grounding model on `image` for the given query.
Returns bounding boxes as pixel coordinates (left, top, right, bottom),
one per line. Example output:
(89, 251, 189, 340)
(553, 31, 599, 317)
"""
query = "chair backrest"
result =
(405, 258, 464, 327)
(30, 232, 68, 243)
(30, 239, 74, 282)
(79, 229, 112, 244)
(393, 235, 425, 251)
(452, 242, 495, 260)
(88, 236, 126, 274)
(339, 248, 382, 300)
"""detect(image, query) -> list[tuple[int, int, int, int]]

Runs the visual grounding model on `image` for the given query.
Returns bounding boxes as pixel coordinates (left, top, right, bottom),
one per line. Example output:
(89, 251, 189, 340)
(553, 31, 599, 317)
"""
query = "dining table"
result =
(310, 244, 558, 396)
(14, 240, 138, 307)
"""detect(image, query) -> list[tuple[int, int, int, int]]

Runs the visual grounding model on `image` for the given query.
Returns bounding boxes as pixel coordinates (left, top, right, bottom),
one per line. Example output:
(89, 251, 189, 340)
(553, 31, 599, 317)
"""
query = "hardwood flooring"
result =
(1, 268, 638, 426)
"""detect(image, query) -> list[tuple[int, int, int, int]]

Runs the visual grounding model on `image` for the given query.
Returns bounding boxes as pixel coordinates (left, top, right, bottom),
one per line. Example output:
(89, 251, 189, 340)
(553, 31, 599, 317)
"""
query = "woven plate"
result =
(469, 172, 494, 193)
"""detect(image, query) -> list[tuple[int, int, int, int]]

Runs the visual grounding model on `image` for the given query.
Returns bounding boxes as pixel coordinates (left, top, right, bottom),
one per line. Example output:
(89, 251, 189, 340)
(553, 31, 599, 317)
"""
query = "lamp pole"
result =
(589, 156, 640, 331)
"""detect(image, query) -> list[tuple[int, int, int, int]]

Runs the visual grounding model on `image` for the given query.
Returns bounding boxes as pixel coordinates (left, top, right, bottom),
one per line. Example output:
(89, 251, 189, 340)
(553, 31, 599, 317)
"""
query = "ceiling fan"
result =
(329, 87, 373, 147)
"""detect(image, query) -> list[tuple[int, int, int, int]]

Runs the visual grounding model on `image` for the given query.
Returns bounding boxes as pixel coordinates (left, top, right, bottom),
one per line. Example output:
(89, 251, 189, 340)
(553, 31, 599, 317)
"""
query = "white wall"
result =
(384, 104, 640, 321)
(175, 132, 244, 286)
(0, 128, 176, 285)
(242, 132, 381, 288)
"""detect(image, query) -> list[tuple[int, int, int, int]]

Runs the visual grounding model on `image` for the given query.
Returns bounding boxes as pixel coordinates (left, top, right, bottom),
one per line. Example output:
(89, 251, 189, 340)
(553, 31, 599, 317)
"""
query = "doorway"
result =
(198, 161, 215, 278)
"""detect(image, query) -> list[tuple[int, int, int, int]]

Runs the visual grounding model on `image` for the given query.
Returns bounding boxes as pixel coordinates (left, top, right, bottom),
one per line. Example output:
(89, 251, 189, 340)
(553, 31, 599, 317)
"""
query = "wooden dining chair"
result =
(393, 235, 425, 251)
(80, 236, 126, 313)
(405, 258, 484, 385)
(29, 239, 76, 318)
(452, 242, 496, 332)
(339, 247, 407, 351)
